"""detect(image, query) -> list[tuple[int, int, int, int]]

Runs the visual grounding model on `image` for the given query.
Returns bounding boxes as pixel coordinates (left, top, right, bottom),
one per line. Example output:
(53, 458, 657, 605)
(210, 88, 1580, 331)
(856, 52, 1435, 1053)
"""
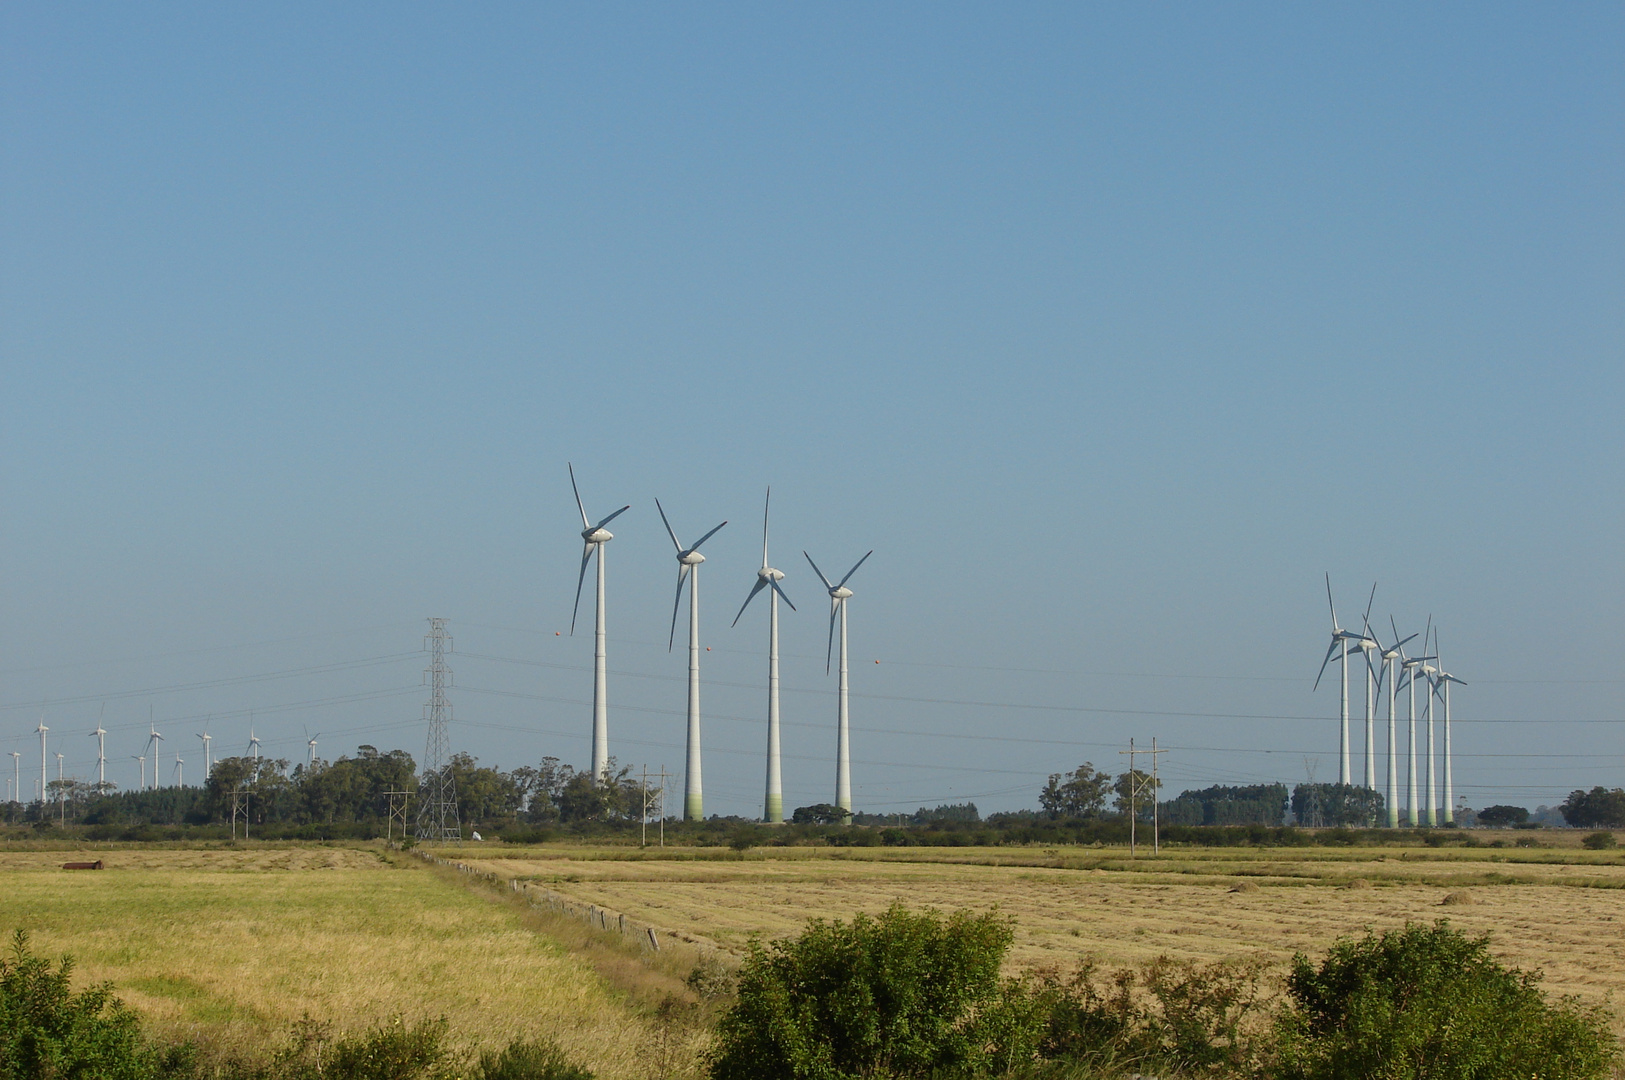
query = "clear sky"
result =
(2, 3, 1621, 816)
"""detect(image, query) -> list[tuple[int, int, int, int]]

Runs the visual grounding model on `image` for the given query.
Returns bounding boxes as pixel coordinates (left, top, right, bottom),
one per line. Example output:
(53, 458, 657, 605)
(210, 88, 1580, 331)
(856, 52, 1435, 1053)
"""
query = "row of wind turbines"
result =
(569, 465, 870, 823)
(5, 713, 324, 807)
(1315, 575, 1467, 827)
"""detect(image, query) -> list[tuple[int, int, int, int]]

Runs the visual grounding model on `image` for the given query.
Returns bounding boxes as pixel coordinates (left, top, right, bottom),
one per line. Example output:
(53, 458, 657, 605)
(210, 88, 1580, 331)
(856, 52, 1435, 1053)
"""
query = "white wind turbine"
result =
(1432, 633, 1467, 827)
(36, 719, 49, 803)
(174, 752, 183, 789)
(1419, 627, 1442, 827)
(132, 754, 146, 791)
(146, 725, 164, 790)
(1344, 584, 1381, 790)
(248, 725, 261, 762)
(733, 488, 796, 824)
(1367, 616, 1417, 828)
(1313, 575, 1369, 785)
(804, 549, 872, 818)
(656, 499, 727, 823)
(568, 463, 631, 785)
(305, 729, 321, 769)
(1396, 615, 1434, 826)
(8, 751, 19, 804)
(197, 722, 212, 781)
(91, 719, 109, 790)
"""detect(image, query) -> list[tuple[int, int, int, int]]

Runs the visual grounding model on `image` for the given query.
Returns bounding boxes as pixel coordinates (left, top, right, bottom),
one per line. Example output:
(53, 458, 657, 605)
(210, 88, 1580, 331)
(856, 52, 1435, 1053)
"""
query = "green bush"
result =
(708, 904, 1034, 1080)
(272, 1015, 450, 1080)
(1274, 920, 1616, 1080)
(477, 1037, 594, 1080)
(1581, 831, 1617, 850)
(0, 929, 175, 1080)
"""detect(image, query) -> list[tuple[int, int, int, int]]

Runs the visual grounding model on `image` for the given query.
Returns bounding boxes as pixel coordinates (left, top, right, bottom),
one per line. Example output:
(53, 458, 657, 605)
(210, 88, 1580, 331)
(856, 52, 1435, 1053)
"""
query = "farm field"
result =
(0, 845, 687, 1079)
(464, 840, 1625, 1029)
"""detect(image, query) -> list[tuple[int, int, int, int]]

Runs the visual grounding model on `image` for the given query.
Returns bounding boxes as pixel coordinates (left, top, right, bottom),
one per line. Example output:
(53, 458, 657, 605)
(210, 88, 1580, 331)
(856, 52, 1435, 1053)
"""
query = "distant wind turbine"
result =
(92, 705, 108, 789)
(805, 549, 872, 818)
(1396, 615, 1434, 826)
(146, 725, 164, 791)
(36, 720, 49, 803)
(656, 499, 727, 822)
(197, 723, 212, 781)
(248, 725, 261, 761)
(1433, 633, 1467, 827)
(733, 488, 796, 824)
(568, 463, 631, 785)
(1313, 575, 1367, 785)
(1369, 616, 1417, 828)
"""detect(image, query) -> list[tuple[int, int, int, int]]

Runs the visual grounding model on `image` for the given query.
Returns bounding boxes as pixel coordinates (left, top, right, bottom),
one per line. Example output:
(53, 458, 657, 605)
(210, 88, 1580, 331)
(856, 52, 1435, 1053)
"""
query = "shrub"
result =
(708, 904, 1033, 1080)
(477, 1037, 594, 1080)
(0, 929, 172, 1080)
(1274, 920, 1616, 1080)
(1581, 831, 1618, 850)
(273, 1015, 450, 1080)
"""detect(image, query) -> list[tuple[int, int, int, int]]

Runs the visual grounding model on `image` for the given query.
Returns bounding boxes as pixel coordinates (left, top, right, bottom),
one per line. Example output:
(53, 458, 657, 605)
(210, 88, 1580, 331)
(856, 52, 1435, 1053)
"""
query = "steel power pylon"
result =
(415, 618, 462, 843)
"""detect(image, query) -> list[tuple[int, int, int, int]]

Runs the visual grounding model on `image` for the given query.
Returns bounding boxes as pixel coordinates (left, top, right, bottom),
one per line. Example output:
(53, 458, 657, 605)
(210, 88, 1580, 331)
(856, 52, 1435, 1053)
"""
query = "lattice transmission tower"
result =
(416, 618, 462, 842)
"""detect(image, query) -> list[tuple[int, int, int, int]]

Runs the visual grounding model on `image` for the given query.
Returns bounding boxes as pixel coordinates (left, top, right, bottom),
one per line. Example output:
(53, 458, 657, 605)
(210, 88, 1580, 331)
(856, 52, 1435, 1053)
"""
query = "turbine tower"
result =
(36, 720, 48, 803)
(1313, 575, 1366, 785)
(1370, 616, 1416, 828)
(568, 463, 630, 785)
(146, 725, 164, 791)
(1396, 615, 1434, 826)
(1420, 627, 1440, 827)
(132, 754, 145, 791)
(1351, 584, 1380, 789)
(248, 726, 261, 762)
(1433, 634, 1466, 827)
(733, 488, 795, 824)
(197, 725, 212, 781)
(90, 724, 108, 789)
(805, 549, 872, 818)
(656, 499, 727, 823)
(8, 751, 19, 804)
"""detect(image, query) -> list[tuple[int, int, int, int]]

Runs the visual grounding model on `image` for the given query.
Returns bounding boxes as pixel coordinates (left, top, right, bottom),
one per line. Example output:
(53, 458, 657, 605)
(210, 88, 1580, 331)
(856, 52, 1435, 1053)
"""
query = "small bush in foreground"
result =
(0, 929, 177, 1080)
(477, 1037, 594, 1080)
(1274, 920, 1616, 1080)
(1581, 830, 1617, 850)
(708, 903, 1031, 1080)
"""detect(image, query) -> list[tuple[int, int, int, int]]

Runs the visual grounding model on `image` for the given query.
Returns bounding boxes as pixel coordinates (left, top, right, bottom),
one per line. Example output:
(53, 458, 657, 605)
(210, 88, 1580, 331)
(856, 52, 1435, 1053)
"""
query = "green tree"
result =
(1275, 921, 1617, 1080)
(1039, 763, 1112, 820)
(1113, 769, 1161, 819)
(1291, 783, 1383, 828)
(709, 905, 1034, 1080)
(1560, 787, 1625, 828)
(792, 804, 850, 825)
(1477, 804, 1530, 827)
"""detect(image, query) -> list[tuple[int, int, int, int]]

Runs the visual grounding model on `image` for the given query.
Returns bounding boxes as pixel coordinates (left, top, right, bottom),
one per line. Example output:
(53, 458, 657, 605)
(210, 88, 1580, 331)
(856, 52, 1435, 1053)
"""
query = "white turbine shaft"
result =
(1385, 655, 1398, 828)
(1406, 671, 1418, 826)
(1339, 644, 1351, 786)
(37, 722, 48, 804)
(836, 597, 850, 814)
(135, 755, 145, 791)
(765, 581, 782, 823)
(1443, 679, 1455, 825)
(1425, 668, 1437, 828)
(9, 753, 18, 805)
(593, 539, 608, 781)
(93, 727, 107, 787)
(685, 563, 703, 821)
(1363, 654, 1376, 789)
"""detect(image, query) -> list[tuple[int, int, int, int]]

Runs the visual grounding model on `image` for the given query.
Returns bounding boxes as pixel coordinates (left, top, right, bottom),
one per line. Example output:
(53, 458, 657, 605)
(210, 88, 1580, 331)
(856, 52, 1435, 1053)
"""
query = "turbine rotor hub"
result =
(760, 566, 785, 582)
(679, 550, 705, 566)
(583, 527, 614, 543)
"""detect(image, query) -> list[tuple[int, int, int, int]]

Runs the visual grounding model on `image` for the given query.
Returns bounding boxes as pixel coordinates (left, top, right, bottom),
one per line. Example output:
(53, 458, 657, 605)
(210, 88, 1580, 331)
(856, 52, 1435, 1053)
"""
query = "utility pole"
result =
(640, 765, 672, 848)
(1119, 738, 1167, 856)
(385, 789, 412, 842)
(416, 618, 462, 843)
(230, 785, 250, 840)
(55, 753, 65, 826)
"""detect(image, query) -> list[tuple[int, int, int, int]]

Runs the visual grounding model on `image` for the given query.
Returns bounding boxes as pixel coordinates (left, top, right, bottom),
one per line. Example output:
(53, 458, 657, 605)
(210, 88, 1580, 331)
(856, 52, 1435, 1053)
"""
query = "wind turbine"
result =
(197, 722, 212, 781)
(54, 752, 64, 808)
(1313, 575, 1367, 785)
(1368, 616, 1417, 828)
(36, 720, 49, 803)
(248, 726, 261, 762)
(8, 751, 19, 804)
(733, 488, 796, 824)
(805, 549, 872, 818)
(568, 463, 631, 785)
(132, 754, 145, 791)
(656, 499, 727, 822)
(1433, 633, 1467, 827)
(146, 725, 164, 790)
(304, 727, 320, 769)
(174, 752, 183, 789)
(1396, 615, 1434, 826)
(1420, 627, 1441, 827)
(91, 703, 108, 790)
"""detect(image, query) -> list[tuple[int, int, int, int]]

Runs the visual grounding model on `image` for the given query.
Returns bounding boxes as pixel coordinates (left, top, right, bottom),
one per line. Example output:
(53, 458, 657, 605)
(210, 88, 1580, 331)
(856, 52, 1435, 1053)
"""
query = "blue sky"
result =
(2, 3, 1620, 816)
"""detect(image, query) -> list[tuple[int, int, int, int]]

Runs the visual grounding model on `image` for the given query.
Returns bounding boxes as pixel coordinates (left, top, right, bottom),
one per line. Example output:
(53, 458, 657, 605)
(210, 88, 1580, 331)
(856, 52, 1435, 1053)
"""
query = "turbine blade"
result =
(692, 520, 728, 551)
(732, 578, 769, 627)
(655, 499, 683, 551)
(1312, 639, 1339, 692)
(1396, 632, 1418, 649)
(761, 487, 771, 566)
(772, 580, 796, 612)
(1362, 581, 1377, 625)
(595, 504, 631, 530)
(837, 550, 873, 589)
(1325, 572, 1339, 630)
(568, 463, 589, 529)
(804, 552, 834, 590)
(570, 542, 594, 635)
(826, 600, 838, 675)
(668, 565, 690, 651)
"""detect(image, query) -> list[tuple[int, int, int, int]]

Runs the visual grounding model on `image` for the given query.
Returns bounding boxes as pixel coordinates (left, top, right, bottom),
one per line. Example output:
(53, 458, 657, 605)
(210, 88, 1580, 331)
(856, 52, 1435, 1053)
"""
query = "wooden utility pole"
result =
(1119, 738, 1168, 855)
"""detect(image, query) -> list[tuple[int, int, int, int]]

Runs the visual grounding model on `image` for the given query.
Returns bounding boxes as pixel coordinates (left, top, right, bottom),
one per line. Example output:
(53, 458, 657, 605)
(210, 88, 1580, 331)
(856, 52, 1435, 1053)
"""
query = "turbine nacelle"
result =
(678, 549, 706, 566)
(831, 585, 854, 600)
(758, 566, 786, 583)
(582, 526, 615, 544)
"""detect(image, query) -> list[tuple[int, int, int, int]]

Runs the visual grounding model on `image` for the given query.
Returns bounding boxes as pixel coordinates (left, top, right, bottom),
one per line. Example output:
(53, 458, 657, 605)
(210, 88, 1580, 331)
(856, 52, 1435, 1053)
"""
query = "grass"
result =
(461, 841, 1625, 1039)
(0, 844, 702, 1079)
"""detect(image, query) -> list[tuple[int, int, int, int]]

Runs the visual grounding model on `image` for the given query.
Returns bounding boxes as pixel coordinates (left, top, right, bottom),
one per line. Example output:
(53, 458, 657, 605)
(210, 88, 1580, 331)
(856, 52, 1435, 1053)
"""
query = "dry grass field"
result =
(0, 845, 691, 1079)
(464, 839, 1625, 1033)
